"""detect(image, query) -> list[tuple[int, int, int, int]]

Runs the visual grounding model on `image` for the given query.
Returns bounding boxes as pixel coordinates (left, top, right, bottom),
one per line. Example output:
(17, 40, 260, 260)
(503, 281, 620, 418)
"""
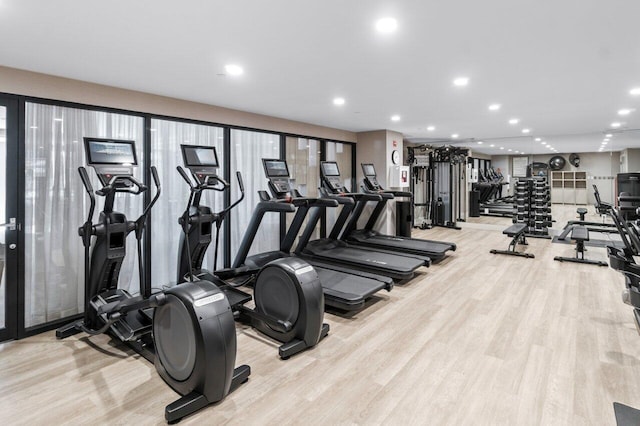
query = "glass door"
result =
(0, 95, 19, 342)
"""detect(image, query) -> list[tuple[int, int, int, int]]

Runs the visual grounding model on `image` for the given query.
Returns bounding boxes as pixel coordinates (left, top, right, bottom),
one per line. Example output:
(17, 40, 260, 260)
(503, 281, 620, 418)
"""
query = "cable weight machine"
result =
(407, 145, 468, 230)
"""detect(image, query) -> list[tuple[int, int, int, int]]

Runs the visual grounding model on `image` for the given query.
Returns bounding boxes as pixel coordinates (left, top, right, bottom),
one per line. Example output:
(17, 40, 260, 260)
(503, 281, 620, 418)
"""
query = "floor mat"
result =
(614, 402, 640, 426)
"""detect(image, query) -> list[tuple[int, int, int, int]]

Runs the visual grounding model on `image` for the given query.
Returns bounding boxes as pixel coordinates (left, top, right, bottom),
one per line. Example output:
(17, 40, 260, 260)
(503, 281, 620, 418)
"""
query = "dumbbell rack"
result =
(514, 177, 552, 238)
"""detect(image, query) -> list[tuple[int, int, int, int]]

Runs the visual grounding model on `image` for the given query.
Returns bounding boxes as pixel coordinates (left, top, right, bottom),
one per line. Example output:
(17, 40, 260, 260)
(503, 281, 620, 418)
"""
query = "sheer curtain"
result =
(286, 137, 321, 242)
(24, 103, 143, 328)
(325, 142, 354, 233)
(150, 119, 224, 288)
(230, 129, 281, 260)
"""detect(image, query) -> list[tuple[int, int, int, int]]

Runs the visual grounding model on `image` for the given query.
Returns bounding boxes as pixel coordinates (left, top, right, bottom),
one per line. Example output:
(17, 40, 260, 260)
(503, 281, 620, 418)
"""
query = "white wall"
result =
(622, 148, 640, 173)
(527, 152, 620, 205)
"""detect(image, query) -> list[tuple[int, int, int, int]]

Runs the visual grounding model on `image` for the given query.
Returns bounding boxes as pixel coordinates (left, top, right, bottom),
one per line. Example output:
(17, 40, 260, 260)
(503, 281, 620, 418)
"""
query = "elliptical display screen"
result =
(263, 160, 289, 177)
(182, 145, 219, 168)
(321, 162, 340, 177)
(85, 138, 137, 165)
(362, 164, 376, 177)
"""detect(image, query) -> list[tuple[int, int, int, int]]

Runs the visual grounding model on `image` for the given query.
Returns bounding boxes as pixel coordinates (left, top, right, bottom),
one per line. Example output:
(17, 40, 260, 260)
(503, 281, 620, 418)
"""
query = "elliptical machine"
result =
(56, 138, 250, 423)
(176, 144, 328, 360)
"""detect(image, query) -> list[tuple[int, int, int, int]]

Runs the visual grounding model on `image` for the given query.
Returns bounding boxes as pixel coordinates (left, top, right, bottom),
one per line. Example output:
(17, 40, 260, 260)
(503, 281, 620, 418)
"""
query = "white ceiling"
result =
(1, 0, 639, 155)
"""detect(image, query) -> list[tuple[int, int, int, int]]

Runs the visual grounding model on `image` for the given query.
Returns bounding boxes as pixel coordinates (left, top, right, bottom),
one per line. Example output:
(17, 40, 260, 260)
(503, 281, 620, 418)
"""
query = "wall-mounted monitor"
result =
(321, 161, 340, 177)
(182, 145, 219, 168)
(263, 159, 290, 177)
(84, 138, 137, 165)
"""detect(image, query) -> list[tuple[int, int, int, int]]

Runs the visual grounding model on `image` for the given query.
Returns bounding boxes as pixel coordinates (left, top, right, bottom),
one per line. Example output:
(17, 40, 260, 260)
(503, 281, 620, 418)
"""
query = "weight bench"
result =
(490, 223, 535, 258)
(554, 225, 607, 266)
(577, 207, 587, 221)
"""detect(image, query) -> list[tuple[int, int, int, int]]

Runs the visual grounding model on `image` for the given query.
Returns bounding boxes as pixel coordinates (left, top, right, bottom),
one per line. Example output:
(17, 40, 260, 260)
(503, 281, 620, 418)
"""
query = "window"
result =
(149, 119, 224, 287)
(24, 103, 143, 327)
(230, 130, 281, 259)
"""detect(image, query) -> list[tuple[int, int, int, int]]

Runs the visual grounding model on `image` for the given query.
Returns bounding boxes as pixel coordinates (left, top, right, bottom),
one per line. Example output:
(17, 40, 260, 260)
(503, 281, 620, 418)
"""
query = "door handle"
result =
(0, 218, 17, 231)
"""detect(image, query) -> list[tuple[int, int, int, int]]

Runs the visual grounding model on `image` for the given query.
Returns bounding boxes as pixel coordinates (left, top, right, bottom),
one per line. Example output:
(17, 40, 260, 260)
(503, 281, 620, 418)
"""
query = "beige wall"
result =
(0, 65, 357, 143)
(356, 129, 404, 234)
(356, 130, 388, 186)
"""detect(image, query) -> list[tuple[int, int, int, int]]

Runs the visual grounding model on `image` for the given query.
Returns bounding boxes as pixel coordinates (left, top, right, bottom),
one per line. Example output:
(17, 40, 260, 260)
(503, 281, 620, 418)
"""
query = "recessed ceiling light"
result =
(375, 17, 398, 33)
(30, 126, 37, 129)
(500, 147, 504, 150)
(453, 77, 469, 87)
(477, 141, 483, 144)
(508, 118, 519, 125)
(602, 141, 608, 145)
(488, 104, 501, 111)
(508, 149, 512, 152)
(391, 115, 401, 121)
(618, 109, 634, 116)
(630, 88, 640, 96)
(150, 128, 157, 132)
(490, 144, 495, 147)
(534, 138, 541, 142)
(333, 97, 345, 106)
(225, 64, 244, 76)
(611, 122, 622, 128)
(522, 128, 530, 134)
(451, 134, 459, 138)
(541, 142, 546, 145)
(605, 133, 613, 137)
(427, 125, 435, 131)
(604, 138, 610, 142)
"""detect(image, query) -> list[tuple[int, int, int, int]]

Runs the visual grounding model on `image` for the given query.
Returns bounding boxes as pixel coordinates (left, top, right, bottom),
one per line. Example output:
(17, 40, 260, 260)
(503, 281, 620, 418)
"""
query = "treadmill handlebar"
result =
(386, 190, 412, 198)
(347, 192, 383, 202)
(323, 193, 355, 205)
(290, 197, 339, 208)
(363, 187, 411, 199)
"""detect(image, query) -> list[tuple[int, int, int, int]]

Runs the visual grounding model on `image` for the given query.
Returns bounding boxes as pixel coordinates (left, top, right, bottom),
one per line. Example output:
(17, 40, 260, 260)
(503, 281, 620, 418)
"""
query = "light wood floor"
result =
(1, 205, 638, 425)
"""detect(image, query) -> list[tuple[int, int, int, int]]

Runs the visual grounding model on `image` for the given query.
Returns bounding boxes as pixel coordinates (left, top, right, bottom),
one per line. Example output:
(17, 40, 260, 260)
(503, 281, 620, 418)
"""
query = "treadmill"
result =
(230, 159, 393, 311)
(287, 165, 428, 280)
(324, 161, 456, 262)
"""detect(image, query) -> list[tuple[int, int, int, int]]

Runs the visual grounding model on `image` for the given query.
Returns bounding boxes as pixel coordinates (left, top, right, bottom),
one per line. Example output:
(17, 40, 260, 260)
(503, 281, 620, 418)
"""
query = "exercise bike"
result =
(176, 144, 328, 360)
(56, 138, 250, 423)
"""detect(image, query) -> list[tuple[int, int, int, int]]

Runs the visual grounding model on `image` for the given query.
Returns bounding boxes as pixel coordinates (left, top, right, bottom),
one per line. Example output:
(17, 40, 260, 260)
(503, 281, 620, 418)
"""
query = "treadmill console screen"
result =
(263, 159, 290, 177)
(85, 138, 137, 165)
(182, 145, 219, 168)
(321, 162, 340, 177)
(362, 163, 376, 177)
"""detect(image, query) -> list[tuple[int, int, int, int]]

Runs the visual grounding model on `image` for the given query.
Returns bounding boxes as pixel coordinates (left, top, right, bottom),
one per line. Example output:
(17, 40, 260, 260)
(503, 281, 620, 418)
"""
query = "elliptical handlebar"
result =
(226, 171, 245, 213)
(237, 170, 245, 193)
(140, 166, 162, 220)
(96, 174, 148, 196)
(177, 165, 195, 188)
(78, 167, 96, 230)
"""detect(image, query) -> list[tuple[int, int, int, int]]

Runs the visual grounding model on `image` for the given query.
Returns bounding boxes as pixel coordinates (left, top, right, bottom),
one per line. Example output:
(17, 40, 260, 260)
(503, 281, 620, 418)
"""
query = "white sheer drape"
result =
(285, 137, 321, 242)
(150, 119, 224, 288)
(325, 142, 353, 233)
(24, 103, 143, 327)
(230, 129, 281, 259)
